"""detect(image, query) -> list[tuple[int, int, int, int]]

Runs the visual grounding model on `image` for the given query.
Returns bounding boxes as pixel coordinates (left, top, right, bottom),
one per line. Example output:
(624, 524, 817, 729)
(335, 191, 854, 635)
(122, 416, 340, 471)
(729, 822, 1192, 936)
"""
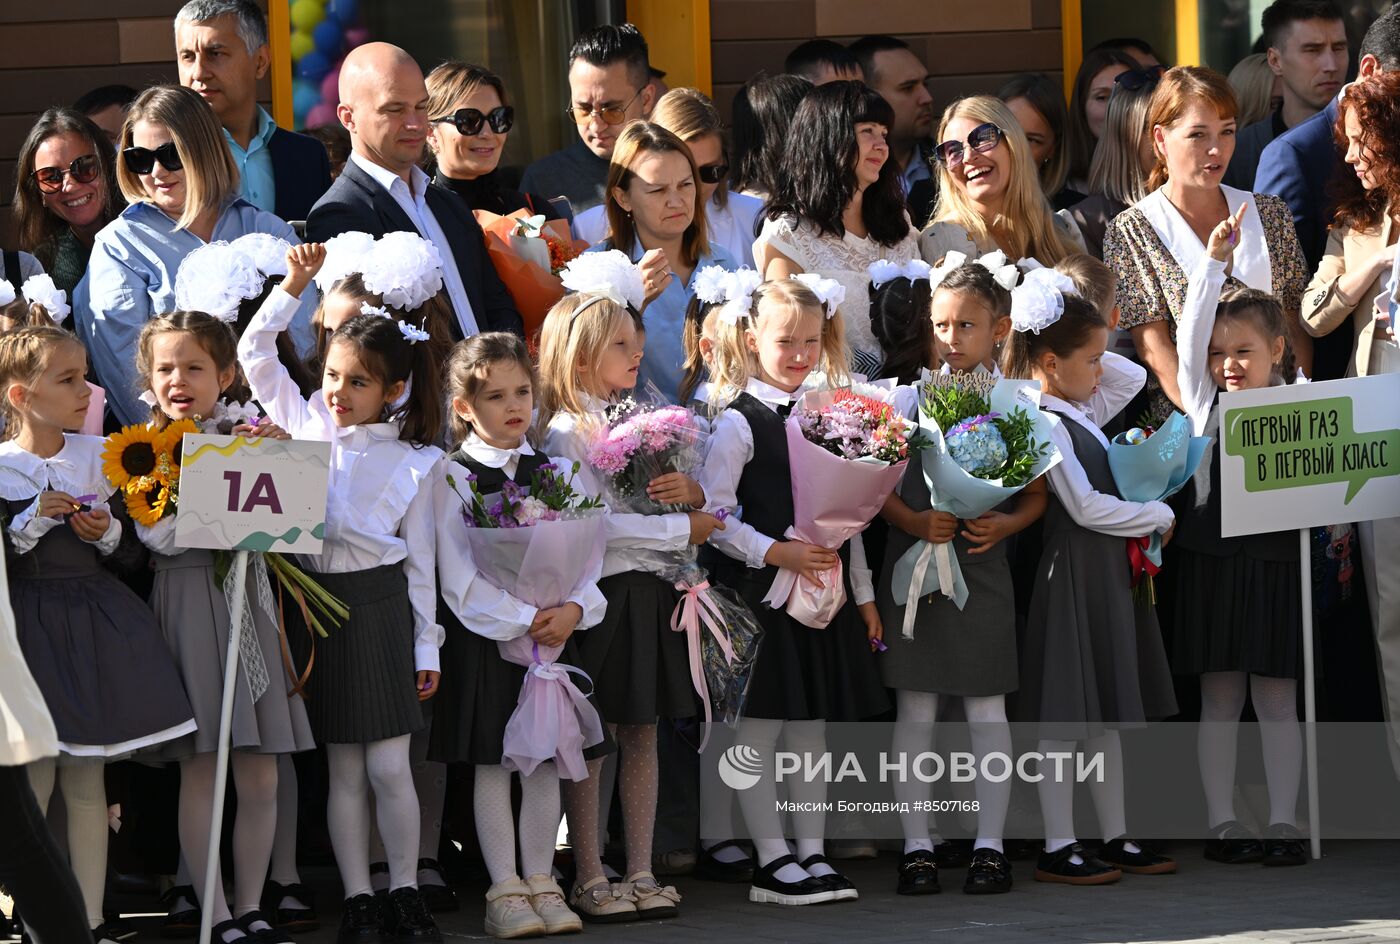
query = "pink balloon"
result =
(343, 27, 370, 49)
(306, 102, 339, 128)
(320, 66, 341, 103)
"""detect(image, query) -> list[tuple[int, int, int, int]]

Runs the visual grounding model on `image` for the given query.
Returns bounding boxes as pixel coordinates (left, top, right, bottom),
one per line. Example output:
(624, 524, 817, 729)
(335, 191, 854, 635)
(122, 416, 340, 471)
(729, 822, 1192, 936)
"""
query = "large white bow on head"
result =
(1010, 267, 1078, 334)
(927, 250, 1020, 293)
(793, 273, 845, 318)
(868, 258, 934, 290)
(21, 274, 71, 324)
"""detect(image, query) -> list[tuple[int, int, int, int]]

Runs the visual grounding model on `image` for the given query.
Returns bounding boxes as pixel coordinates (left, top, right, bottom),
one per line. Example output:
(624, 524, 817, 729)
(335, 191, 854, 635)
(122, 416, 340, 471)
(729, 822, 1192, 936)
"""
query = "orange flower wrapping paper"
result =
(474, 209, 588, 345)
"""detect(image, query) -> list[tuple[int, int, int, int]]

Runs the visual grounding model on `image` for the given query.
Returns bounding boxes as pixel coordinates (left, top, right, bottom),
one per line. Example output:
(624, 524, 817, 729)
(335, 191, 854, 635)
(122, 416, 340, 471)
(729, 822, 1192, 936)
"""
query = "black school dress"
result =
(705, 393, 889, 721)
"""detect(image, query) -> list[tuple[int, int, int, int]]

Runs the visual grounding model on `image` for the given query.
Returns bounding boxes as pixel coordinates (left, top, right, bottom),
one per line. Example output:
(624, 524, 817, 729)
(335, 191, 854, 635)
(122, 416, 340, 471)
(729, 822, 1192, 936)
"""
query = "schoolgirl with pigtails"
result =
(1000, 265, 1179, 886)
(681, 265, 764, 415)
(237, 238, 447, 941)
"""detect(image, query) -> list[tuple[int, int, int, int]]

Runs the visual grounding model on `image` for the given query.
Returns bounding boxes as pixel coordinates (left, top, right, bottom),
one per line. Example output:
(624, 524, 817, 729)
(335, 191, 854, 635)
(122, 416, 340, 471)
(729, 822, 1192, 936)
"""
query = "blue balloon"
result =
(292, 78, 321, 117)
(313, 16, 343, 57)
(329, 0, 358, 24)
(297, 50, 331, 82)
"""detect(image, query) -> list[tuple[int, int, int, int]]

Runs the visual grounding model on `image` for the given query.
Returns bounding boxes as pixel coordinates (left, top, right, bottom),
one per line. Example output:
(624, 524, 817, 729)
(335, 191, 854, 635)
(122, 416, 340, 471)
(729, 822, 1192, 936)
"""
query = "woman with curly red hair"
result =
(1301, 69, 1400, 773)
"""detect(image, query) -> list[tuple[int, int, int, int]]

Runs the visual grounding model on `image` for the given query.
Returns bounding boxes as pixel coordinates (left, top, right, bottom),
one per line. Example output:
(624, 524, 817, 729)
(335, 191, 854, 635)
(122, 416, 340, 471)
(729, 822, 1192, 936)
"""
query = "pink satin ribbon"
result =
(670, 580, 737, 752)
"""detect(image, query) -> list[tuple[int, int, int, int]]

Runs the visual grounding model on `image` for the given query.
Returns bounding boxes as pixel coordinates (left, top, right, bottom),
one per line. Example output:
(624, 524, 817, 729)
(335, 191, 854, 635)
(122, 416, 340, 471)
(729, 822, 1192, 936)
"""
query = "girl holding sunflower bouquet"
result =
(0, 323, 196, 940)
(113, 310, 316, 944)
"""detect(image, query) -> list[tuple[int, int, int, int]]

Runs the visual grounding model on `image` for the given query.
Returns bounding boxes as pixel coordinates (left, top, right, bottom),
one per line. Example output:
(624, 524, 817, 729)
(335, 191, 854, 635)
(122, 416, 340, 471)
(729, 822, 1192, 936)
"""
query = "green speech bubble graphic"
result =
(1223, 396, 1400, 503)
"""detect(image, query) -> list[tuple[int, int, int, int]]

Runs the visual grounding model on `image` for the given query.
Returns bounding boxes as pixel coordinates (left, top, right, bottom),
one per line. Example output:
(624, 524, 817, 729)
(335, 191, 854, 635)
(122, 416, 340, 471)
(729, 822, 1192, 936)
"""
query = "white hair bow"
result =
(316, 231, 377, 294)
(928, 249, 1021, 294)
(398, 320, 430, 344)
(174, 242, 264, 322)
(868, 258, 934, 290)
(717, 268, 763, 326)
(21, 274, 71, 324)
(1010, 267, 1078, 334)
(362, 232, 446, 311)
(0, 279, 14, 308)
(793, 273, 845, 318)
(560, 250, 646, 312)
(361, 301, 390, 319)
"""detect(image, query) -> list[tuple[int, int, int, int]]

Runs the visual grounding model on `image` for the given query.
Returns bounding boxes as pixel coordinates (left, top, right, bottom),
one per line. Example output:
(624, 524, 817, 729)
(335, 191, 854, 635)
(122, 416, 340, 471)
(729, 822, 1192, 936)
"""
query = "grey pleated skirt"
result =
(151, 549, 316, 759)
(287, 563, 426, 744)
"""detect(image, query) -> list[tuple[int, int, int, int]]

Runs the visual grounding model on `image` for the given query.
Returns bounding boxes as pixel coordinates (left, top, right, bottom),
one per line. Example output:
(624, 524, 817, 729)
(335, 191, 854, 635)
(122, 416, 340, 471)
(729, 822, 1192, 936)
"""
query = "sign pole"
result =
(1298, 529, 1321, 860)
(197, 549, 251, 944)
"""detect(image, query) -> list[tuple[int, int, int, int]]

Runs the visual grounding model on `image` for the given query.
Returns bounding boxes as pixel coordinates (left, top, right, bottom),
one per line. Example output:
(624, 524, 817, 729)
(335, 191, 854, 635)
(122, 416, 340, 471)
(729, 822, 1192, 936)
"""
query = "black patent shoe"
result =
(964, 847, 1013, 894)
(1098, 838, 1176, 875)
(210, 919, 246, 944)
(379, 888, 440, 943)
(1033, 842, 1122, 885)
(235, 910, 293, 944)
(1203, 821, 1265, 864)
(1262, 823, 1307, 867)
(695, 840, 755, 883)
(336, 894, 379, 944)
(747, 854, 838, 906)
(896, 849, 941, 895)
(797, 854, 858, 901)
(160, 885, 201, 939)
(933, 838, 973, 869)
(415, 858, 459, 913)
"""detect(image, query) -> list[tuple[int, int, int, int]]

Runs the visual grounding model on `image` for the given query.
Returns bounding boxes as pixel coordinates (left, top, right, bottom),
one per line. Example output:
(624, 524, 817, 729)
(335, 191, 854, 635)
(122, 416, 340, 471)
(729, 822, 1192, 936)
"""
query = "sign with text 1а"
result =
(174, 435, 331, 553)
(1219, 374, 1400, 537)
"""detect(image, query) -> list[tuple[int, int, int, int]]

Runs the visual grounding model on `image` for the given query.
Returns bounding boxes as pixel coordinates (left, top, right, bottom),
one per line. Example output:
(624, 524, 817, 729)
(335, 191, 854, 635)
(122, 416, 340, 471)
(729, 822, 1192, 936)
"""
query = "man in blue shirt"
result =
(175, 0, 331, 222)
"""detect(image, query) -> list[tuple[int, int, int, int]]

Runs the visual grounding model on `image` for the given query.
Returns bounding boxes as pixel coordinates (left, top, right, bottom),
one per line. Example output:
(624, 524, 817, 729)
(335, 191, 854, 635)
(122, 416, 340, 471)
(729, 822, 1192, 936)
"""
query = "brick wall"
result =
(709, 0, 1064, 122)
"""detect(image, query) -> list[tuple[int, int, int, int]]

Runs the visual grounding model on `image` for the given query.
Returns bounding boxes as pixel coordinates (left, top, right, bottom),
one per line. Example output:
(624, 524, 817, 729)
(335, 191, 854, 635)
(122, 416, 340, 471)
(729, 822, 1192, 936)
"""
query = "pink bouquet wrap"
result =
(463, 510, 606, 781)
(761, 388, 913, 628)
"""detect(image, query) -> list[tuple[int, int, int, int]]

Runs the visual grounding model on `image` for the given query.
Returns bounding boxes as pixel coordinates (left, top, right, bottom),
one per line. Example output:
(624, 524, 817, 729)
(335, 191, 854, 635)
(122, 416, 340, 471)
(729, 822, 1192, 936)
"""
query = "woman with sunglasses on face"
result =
(425, 62, 562, 222)
(12, 108, 122, 298)
(1064, 48, 1146, 193)
(755, 80, 917, 377)
(921, 96, 1083, 270)
(74, 85, 317, 427)
(1064, 78, 1158, 260)
(1103, 66, 1311, 429)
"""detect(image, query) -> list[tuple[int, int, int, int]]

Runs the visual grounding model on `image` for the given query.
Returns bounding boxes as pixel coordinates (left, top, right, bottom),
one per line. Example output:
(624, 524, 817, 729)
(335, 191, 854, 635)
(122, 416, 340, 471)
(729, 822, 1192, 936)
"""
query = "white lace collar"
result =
(1136, 184, 1272, 294)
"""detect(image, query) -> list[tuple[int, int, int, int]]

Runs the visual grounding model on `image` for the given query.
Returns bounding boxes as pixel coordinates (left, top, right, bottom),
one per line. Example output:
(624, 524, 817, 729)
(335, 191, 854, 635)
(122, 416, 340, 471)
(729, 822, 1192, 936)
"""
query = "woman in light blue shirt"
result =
(75, 85, 314, 425)
(589, 121, 739, 404)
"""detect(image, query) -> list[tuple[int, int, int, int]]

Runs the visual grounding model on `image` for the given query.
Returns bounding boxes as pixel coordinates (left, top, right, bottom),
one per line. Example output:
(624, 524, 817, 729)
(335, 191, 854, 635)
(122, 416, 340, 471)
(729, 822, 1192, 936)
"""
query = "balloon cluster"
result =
(290, 0, 368, 128)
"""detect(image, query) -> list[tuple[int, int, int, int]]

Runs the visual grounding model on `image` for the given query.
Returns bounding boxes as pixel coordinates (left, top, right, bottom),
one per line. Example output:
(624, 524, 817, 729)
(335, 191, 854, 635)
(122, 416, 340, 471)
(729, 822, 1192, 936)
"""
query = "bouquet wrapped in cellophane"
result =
(585, 394, 762, 745)
(473, 209, 587, 348)
(446, 461, 607, 781)
(890, 369, 1060, 637)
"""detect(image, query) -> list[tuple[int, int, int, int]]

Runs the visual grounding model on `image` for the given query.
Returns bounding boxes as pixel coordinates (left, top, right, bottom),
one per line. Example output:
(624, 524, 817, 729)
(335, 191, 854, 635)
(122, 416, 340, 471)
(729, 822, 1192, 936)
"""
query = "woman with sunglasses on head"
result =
(576, 88, 763, 269)
(12, 108, 123, 299)
(921, 96, 1084, 270)
(754, 80, 917, 377)
(425, 62, 562, 223)
(1065, 48, 1148, 194)
(591, 121, 738, 403)
(1103, 66, 1311, 429)
(1064, 77, 1158, 260)
(74, 85, 317, 427)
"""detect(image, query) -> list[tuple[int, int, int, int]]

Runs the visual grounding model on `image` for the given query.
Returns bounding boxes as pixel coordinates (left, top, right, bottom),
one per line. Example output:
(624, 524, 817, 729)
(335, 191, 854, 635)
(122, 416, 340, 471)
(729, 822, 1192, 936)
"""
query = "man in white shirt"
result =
(305, 42, 521, 339)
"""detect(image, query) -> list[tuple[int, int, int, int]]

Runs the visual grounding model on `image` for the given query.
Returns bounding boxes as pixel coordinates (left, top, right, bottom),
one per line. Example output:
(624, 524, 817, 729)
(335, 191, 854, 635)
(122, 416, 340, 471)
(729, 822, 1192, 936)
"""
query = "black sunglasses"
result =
(934, 122, 1005, 167)
(32, 154, 101, 194)
(696, 162, 729, 185)
(122, 142, 183, 175)
(431, 105, 515, 137)
(1114, 65, 1167, 92)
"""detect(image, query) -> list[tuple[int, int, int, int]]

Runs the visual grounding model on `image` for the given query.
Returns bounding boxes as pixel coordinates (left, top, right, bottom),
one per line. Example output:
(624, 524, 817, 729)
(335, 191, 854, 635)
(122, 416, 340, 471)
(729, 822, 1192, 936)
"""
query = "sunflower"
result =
(101, 424, 163, 491)
(125, 481, 171, 527)
(159, 419, 200, 476)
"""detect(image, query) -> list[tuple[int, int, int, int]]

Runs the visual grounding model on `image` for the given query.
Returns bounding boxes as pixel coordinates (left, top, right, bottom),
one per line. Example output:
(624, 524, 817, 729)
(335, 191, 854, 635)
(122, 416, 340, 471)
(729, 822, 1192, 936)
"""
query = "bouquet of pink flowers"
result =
(586, 398, 705, 514)
(444, 463, 606, 781)
(764, 385, 928, 628)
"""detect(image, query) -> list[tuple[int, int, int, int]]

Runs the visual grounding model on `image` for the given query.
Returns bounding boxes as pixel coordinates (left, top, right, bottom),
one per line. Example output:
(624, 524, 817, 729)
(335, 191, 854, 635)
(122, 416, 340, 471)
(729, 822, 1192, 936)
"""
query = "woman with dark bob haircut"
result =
(754, 80, 919, 376)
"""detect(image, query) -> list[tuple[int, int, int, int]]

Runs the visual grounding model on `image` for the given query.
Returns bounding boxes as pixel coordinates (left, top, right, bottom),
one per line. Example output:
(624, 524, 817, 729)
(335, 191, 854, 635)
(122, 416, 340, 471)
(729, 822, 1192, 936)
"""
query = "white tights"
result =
(891, 690, 1013, 854)
(1198, 671, 1302, 829)
(1037, 732, 1127, 855)
(474, 763, 561, 884)
(369, 758, 447, 890)
(178, 752, 278, 925)
(326, 736, 418, 898)
(27, 759, 108, 928)
(734, 719, 829, 883)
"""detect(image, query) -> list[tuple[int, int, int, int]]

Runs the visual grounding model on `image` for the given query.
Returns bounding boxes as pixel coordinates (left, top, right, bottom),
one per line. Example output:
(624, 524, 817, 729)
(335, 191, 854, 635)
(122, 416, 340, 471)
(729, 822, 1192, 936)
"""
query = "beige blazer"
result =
(1301, 213, 1393, 377)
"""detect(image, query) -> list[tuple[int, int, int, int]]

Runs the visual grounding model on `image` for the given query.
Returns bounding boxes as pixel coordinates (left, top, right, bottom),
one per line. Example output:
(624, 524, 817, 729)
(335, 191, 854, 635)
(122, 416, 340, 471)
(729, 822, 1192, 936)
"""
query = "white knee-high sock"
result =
(965, 694, 1012, 853)
(229, 753, 278, 916)
(1036, 739, 1077, 854)
(1086, 731, 1126, 842)
(518, 763, 561, 878)
(269, 754, 301, 886)
(784, 721, 831, 872)
(1199, 671, 1248, 828)
(179, 753, 234, 926)
(892, 690, 939, 854)
(734, 719, 796, 869)
(60, 763, 109, 928)
(365, 736, 419, 892)
(1251, 675, 1302, 827)
(326, 743, 373, 899)
(473, 765, 518, 884)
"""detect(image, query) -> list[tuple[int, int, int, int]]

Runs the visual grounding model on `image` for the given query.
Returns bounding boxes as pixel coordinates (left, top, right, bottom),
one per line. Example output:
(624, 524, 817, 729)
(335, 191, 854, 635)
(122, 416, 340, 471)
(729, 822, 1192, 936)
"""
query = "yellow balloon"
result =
(289, 0, 325, 32)
(289, 29, 314, 61)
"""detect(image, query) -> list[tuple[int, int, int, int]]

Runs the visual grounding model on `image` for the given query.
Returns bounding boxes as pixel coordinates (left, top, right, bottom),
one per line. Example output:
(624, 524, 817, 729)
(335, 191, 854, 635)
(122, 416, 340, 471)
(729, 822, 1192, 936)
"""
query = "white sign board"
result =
(1218, 374, 1400, 537)
(175, 435, 331, 553)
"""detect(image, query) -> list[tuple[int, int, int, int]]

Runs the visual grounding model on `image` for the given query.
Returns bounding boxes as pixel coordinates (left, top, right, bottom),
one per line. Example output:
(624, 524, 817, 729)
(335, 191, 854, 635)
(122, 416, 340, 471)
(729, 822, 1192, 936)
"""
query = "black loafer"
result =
(1033, 842, 1122, 885)
(160, 885, 201, 939)
(415, 858, 459, 913)
(261, 880, 319, 933)
(933, 838, 972, 869)
(210, 919, 244, 944)
(236, 910, 293, 944)
(798, 854, 858, 901)
(747, 854, 838, 906)
(379, 887, 440, 943)
(1204, 821, 1265, 864)
(964, 847, 1013, 894)
(1098, 838, 1176, 874)
(336, 894, 380, 944)
(896, 849, 941, 895)
(695, 840, 755, 883)
(1262, 823, 1307, 867)
(368, 862, 389, 898)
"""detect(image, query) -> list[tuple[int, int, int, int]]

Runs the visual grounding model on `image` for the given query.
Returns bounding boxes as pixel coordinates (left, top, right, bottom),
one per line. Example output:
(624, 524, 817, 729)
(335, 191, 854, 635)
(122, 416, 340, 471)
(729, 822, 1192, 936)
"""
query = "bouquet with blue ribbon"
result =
(891, 370, 1061, 638)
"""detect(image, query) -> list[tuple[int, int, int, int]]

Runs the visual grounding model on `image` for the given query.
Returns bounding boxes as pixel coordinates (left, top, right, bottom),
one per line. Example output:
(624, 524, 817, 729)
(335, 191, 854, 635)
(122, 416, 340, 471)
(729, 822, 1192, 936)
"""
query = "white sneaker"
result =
(524, 874, 581, 935)
(484, 877, 546, 939)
